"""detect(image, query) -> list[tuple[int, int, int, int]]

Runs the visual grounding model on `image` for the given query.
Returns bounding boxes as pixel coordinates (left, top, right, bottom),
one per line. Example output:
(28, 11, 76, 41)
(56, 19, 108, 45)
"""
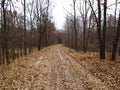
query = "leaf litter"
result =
(0, 45, 119, 90)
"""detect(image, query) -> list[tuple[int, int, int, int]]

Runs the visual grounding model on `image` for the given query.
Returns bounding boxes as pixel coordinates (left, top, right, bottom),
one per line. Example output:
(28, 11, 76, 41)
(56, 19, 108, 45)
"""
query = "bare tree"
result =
(23, 0, 27, 55)
(79, 0, 90, 52)
(35, 0, 43, 50)
(73, 0, 78, 51)
(111, 12, 120, 60)
(113, 0, 118, 37)
(0, 0, 56, 65)
(35, 0, 52, 50)
(101, 0, 107, 59)
(88, 0, 107, 59)
(2, 0, 10, 64)
(1, 0, 5, 64)
(28, 0, 34, 54)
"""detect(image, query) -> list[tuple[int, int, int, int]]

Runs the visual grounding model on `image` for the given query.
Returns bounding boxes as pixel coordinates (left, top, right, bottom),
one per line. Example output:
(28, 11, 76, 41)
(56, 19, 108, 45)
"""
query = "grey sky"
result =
(14, 0, 120, 30)
(52, 0, 120, 30)
(52, 0, 72, 30)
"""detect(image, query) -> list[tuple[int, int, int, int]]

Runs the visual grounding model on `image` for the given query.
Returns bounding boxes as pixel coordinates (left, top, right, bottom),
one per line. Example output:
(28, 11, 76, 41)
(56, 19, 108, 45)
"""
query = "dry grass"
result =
(0, 47, 48, 89)
(0, 45, 120, 90)
(62, 45, 120, 90)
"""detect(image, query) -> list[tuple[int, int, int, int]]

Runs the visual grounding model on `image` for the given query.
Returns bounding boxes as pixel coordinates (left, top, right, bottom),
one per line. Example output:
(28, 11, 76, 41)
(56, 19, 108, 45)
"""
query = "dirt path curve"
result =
(0, 45, 110, 90)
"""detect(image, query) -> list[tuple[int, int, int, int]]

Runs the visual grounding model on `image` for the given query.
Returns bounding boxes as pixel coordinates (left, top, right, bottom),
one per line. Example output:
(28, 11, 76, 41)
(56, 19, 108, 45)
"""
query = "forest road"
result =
(0, 45, 110, 90)
(29, 45, 109, 90)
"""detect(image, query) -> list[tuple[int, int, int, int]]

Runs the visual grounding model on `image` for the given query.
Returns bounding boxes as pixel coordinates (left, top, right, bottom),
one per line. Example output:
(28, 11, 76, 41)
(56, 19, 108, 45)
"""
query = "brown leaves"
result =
(0, 45, 120, 89)
(61, 45, 120, 90)
(0, 49, 43, 89)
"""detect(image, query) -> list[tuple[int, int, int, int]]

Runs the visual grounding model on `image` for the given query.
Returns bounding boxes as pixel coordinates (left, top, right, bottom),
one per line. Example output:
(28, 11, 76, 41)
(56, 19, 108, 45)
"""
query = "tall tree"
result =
(44, 0, 50, 47)
(73, 0, 78, 51)
(89, 0, 107, 59)
(36, 0, 43, 50)
(113, 0, 118, 38)
(111, 12, 120, 60)
(79, 0, 90, 52)
(23, 0, 27, 55)
(101, 0, 107, 59)
(2, 0, 10, 64)
(1, 0, 5, 64)
(28, 0, 34, 54)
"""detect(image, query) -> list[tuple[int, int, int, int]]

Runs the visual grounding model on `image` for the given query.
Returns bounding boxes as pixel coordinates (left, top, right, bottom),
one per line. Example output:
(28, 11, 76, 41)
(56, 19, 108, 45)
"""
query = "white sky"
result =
(13, 0, 69, 30)
(13, 0, 120, 30)
(52, 0, 72, 30)
(52, 0, 119, 30)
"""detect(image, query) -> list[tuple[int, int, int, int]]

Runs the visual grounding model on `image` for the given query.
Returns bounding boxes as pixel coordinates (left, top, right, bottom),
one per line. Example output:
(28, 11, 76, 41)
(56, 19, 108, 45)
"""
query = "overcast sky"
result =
(51, 0, 72, 30)
(14, 0, 120, 30)
(51, 0, 119, 30)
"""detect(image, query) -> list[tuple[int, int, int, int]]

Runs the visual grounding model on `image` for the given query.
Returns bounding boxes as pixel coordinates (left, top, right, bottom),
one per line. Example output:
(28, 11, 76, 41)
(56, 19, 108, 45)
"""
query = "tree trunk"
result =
(97, 0, 103, 59)
(23, 0, 27, 55)
(2, 0, 10, 64)
(83, 0, 88, 52)
(1, 0, 5, 64)
(101, 0, 107, 59)
(113, 0, 118, 41)
(111, 12, 120, 60)
(73, 0, 78, 51)
(83, 21, 87, 52)
(118, 41, 120, 56)
(86, 16, 92, 51)
(38, 34, 42, 51)
(29, 20, 33, 54)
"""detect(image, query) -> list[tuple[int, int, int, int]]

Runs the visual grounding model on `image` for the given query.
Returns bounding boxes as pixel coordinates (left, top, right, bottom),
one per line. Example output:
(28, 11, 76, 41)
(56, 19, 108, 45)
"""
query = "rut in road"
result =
(30, 45, 109, 90)
(0, 45, 110, 90)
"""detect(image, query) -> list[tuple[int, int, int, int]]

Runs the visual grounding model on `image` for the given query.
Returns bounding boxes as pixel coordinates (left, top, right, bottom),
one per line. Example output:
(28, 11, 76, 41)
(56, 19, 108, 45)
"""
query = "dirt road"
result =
(0, 45, 111, 90)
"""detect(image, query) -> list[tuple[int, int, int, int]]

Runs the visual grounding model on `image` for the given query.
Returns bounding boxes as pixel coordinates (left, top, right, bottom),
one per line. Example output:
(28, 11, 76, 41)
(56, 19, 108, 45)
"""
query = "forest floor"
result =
(0, 45, 120, 90)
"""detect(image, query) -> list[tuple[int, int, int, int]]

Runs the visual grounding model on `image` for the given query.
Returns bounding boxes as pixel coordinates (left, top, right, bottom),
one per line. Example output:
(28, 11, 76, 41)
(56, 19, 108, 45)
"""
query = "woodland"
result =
(0, 0, 120, 64)
(0, 0, 120, 89)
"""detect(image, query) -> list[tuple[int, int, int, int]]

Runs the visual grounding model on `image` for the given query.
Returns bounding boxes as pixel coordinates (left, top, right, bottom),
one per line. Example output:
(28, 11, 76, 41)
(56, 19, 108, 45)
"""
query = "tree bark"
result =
(2, 0, 10, 64)
(101, 0, 107, 59)
(73, 0, 78, 51)
(89, 0, 107, 59)
(83, 0, 88, 52)
(1, 0, 5, 64)
(97, 0, 103, 59)
(111, 12, 120, 60)
(23, 0, 27, 55)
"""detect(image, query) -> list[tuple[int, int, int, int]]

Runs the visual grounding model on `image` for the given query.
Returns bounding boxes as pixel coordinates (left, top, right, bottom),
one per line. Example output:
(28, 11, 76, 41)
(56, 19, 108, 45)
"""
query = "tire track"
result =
(49, 50, 58, 90)
(56, 46, 84, 90)
(59, 45, 110, 90)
